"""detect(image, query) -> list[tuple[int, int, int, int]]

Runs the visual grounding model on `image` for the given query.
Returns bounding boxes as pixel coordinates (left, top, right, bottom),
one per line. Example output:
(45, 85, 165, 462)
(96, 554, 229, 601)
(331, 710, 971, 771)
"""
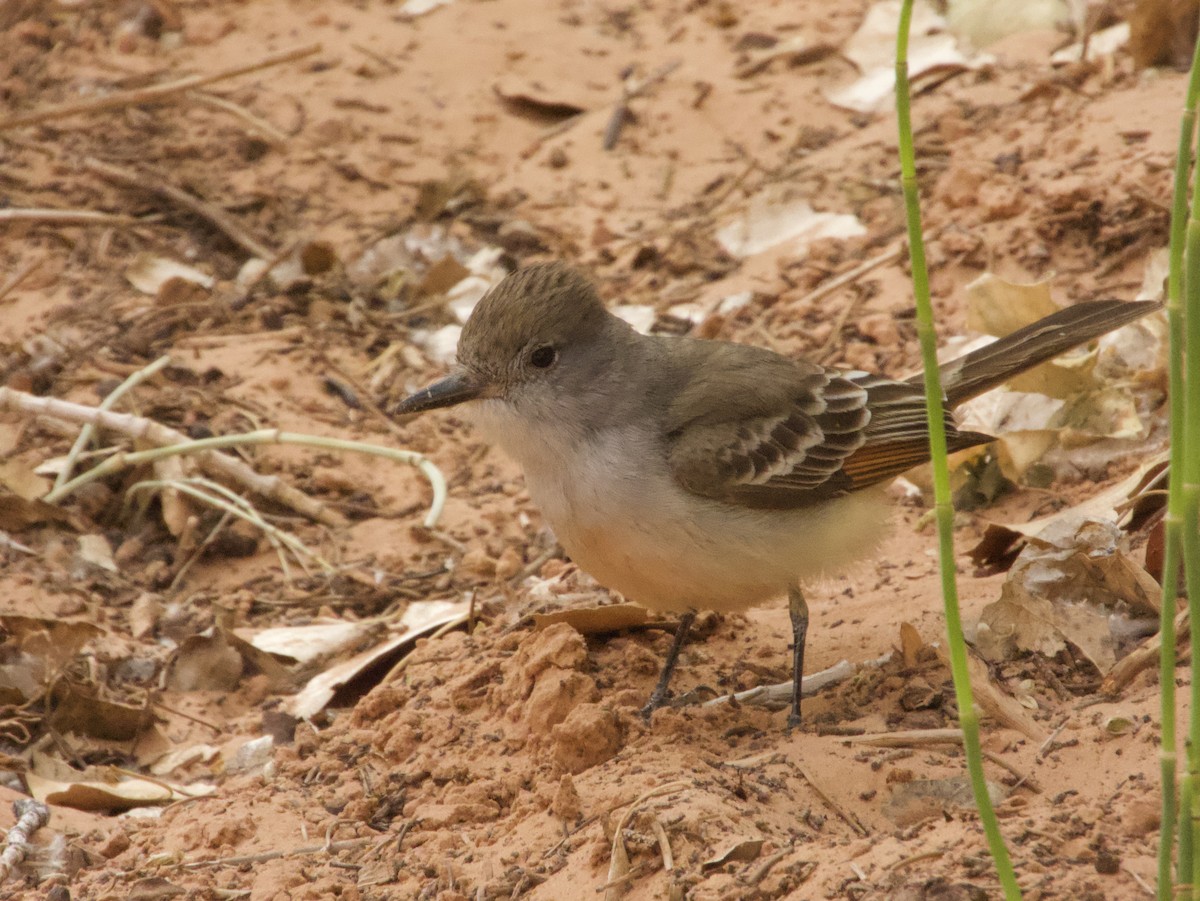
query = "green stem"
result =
(1159, 31, 1200, 898)
(895, 3, 1020, 898)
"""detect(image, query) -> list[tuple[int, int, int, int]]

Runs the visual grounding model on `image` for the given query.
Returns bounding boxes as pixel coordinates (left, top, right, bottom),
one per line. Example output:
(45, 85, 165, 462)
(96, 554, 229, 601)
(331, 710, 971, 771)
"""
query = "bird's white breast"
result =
(469, 400, 892, 613)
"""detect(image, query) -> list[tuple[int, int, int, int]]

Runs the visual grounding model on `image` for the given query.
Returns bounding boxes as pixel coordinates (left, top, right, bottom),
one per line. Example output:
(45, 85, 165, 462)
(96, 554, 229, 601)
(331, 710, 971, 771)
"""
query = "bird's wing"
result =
(666, 358, 988, 510)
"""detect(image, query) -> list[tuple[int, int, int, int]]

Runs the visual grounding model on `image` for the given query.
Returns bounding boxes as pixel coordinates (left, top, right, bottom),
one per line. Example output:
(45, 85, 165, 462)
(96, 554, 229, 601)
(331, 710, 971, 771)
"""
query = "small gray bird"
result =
(395, 262, 1156, 727)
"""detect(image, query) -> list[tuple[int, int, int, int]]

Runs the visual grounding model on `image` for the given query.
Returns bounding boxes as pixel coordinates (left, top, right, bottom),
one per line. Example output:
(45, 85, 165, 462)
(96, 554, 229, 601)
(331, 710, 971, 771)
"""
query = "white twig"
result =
(0, 799, 50, 885)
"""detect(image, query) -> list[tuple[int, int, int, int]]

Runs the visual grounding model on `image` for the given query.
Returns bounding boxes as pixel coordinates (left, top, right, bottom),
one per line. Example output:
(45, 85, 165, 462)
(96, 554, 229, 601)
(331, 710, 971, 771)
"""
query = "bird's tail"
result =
(921, 299, 1160, 408)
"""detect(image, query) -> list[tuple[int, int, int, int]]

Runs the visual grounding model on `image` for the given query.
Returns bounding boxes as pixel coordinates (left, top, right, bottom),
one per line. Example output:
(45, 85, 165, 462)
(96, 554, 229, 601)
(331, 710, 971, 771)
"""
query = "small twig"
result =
(811, 241, 906, 359)
(189, 91, 291, 146)
(848, 727, 964, 748)
(0, 259, 40, 303)
(83, 156, 274, 259)
(603, 60, 681, 151)
(981, 749, 1041, 794)
(351, 43, 401, 74)
(1036, 719, 1071, 762)
(0, 799, 51, 885)
(55, 354, 171, 490)
(0, 43, 321, 132)
(176, 836, 373, 870)
(1101, 609, 1189, 695)
(743, 848, 790, 885)
(703, 654, 890, 711)
(886, 850, 944, 873)
(0, 208, 138, 227)
(651, 818, 673, 871)
(795, 763, 868, 836)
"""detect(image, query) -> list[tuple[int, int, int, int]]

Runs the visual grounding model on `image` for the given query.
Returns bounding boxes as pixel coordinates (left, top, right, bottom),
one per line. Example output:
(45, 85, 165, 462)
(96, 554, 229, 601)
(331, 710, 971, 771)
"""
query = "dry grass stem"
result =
(83, 156, 274, 259)
(0, 43, 321, 132)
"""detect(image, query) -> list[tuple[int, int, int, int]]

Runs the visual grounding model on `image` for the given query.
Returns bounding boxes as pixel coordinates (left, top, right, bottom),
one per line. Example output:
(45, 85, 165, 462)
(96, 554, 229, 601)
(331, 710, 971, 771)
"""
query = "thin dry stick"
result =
(848, 727, 964, 748)
(83, 156, 273, 259)
(0, 387, 346, 527)
(703, 654, 890, 710)
(794, 764, 868, 836)
(0, 259, 40, 303)
(0, 208, 138, 227)
(0, 43, 321, 132)
(0, 799, 50, 885)
(189, 91, 291, 146)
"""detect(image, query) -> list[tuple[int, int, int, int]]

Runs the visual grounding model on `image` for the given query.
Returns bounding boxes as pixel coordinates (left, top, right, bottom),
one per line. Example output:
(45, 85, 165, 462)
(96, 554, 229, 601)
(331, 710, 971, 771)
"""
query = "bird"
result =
(394, 261, 1157, 728)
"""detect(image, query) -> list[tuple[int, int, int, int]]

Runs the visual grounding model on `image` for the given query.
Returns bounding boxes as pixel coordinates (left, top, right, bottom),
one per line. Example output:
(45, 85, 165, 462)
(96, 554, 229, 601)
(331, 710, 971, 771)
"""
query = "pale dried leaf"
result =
(0, 459, 49, 501)
(125, 253, 214, 295)
(289, 600, 469, 719)
(899, 622, 923, 668)
(716, 190, 864, 258)
(77, 534, 118, 572)
(237, 619, 376, 665)
(702, 839, 764, 870)
(166, 630, 244, 692)
(532, 604, 650, 636)
(146, 744, 220, 777)
(25, 769, 212, 812)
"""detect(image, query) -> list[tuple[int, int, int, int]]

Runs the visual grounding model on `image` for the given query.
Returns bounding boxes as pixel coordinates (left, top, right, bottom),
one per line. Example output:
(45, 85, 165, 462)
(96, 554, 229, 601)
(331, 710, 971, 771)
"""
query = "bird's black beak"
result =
(393, 370, 487, 416)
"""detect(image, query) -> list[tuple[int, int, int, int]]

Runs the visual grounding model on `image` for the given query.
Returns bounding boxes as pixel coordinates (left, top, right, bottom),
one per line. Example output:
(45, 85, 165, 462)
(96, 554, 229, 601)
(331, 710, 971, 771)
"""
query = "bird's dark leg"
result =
(787, 583, 808, 730)
(640, 611, 696, 720)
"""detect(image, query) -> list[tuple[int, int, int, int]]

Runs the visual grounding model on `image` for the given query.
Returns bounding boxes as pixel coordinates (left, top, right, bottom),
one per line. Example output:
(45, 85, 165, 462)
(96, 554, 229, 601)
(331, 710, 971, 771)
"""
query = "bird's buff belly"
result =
(527, 475, 893, 614)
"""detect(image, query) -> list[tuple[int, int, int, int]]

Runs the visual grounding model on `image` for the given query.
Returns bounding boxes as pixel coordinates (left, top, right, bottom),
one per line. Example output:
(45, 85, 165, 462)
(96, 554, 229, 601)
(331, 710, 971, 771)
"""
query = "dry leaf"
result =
(532, 604, 650, 636)
(25, 769, 212, 812)
(933, 644, 1045, 740)
(702, 839, 765, 870)
(0, 459, 49, 501)
(289, 600, 469, 718)
(899, 622, 924, 668)
(493, 75, 588, 121)
(48, 680, 152, 741)
(969, 450, 1170, 568)
(825, 0, 990, 113)
(153, 456, 191, 537)
(715, 188, 865, 258)
(77, 534, 118, 572)
(237, 619, 377, 666)
(975, 516, 1161, 673)
(125, 253, 214, 295)
(0, 494, 74, 531)
(166, 629, 244, 692)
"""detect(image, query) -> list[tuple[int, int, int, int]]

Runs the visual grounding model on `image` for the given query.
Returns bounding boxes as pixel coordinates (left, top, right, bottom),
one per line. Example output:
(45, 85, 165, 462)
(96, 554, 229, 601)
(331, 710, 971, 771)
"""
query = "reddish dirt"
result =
(0, 1, 1179, 899)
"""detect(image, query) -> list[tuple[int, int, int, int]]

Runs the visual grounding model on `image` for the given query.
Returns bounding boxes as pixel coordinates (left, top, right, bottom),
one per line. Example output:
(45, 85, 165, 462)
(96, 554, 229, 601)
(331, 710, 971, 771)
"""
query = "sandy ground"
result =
(0, 0, 1183, 899)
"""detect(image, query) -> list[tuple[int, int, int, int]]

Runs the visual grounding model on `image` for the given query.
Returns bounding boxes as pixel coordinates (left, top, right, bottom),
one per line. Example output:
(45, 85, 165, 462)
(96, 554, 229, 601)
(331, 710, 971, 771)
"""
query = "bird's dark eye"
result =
(529, 345, 557, 368)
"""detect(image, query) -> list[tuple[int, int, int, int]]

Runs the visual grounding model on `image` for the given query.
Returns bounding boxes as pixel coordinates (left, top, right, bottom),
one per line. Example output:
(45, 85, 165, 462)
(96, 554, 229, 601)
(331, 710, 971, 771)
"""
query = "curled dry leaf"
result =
(715, 188, 865, 258)
(25, 769, 213, 812)
(77, 533, 118, 573)
(125, 253, 214, 295)
(532, 603, 650, 636)
(825, 0, 991, 113)
(48, 679, 152, 741)
(975, 516, 1160, 674)
(289, 599, 469, 719)
(493, 74, 588, 121)
(702, 838, 765, 871)
(970, 450, 1170, 569)
(236, 618, 378, 666)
